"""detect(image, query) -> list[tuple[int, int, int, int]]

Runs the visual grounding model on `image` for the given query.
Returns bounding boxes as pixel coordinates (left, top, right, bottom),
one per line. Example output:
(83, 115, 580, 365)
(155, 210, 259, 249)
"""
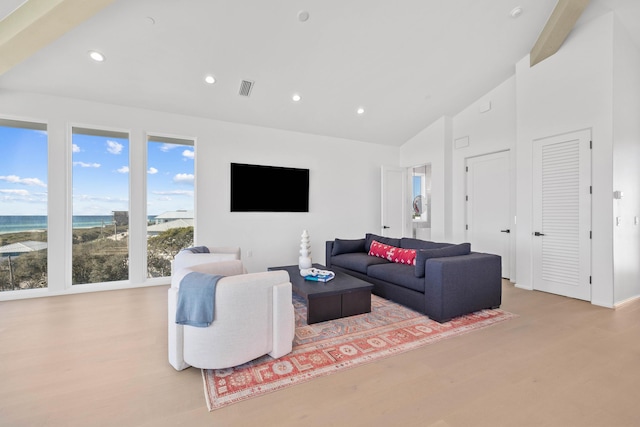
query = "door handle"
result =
(500, 229, 511, 233)
(382, 225, 390, 229)
(534, 231, 545, 236)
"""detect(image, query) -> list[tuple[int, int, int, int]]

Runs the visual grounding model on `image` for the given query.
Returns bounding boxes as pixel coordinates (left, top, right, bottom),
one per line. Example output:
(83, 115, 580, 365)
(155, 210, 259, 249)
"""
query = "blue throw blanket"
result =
(176, 272, 224, 327)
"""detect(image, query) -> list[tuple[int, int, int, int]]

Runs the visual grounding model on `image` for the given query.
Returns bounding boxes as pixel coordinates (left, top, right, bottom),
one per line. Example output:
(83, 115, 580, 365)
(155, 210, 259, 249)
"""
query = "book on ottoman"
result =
(301, 268, 335, 282)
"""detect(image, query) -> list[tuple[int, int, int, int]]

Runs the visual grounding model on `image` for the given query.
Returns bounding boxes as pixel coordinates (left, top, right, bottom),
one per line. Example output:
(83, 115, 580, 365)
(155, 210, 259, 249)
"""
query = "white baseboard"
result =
(591, 299, 615, 309)
(614, 294, 640, 309)
(514, 282, 533, 291)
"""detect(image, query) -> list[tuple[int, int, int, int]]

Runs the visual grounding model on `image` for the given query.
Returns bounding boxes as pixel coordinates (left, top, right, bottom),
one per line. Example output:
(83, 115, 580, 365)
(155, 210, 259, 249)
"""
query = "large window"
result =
(146, 136, 195, 278)
(0, 119, 48, 291)
(72, 127, 130, 285)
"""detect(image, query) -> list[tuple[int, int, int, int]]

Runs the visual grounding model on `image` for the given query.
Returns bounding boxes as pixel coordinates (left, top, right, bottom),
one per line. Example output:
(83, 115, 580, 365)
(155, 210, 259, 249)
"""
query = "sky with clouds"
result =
(0, 125, 194, 216)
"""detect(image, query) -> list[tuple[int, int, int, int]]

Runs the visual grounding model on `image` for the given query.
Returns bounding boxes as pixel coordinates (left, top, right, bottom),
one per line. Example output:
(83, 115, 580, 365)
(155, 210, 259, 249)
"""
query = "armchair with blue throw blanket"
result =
(168, 247, 295, 371)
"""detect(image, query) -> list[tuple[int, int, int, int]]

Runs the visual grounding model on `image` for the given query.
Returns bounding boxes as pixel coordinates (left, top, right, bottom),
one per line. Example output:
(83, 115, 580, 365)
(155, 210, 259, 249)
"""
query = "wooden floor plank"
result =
(0, 282, 639, 426)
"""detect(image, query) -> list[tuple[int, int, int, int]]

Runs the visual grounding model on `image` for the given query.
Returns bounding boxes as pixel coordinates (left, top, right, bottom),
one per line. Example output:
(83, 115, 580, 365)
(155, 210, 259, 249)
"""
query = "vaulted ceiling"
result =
(1, 0, 639, 146)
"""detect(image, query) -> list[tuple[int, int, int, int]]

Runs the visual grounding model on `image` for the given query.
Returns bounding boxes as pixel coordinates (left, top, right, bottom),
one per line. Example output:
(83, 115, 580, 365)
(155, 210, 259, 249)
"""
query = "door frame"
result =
(531, 129, 592, 301)
(380, 166, 406, 237)
(464, 150, 512, 279)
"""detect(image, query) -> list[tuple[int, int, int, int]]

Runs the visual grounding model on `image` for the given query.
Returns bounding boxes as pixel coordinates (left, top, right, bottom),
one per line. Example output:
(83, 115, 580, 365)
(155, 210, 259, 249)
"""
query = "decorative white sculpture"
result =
(298, 229, 312, 269)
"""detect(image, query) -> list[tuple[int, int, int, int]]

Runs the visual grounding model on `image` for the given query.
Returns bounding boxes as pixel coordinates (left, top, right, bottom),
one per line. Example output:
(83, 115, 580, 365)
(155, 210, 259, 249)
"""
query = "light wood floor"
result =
(1, 281, 639, 427)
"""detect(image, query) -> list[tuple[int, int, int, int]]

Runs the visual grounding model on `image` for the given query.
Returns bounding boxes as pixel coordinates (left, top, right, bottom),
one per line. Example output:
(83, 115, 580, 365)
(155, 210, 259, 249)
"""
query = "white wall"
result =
(399, 116, 449, 241)
(515, 13, 615, 306)
(451, 76, 517, 276)
(194, 122, 399, 272)
(0, 91, 399, 298)
(612, 17, 640, 304)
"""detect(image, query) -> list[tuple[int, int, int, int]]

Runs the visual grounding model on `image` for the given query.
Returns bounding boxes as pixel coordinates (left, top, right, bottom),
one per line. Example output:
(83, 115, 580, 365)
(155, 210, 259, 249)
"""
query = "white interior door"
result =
(532, 130, 591, 301)
(466, 151, 511, 278)
(381, 166, 405, 237)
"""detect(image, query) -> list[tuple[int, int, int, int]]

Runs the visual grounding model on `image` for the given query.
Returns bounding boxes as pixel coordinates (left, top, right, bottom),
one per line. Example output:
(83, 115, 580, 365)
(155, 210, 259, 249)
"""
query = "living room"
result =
(1, 1, 640, 425)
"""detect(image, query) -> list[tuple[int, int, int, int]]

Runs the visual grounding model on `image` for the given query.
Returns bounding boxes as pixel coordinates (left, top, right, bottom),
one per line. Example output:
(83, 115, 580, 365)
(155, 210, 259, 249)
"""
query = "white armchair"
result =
(171, 246, 243, 273)
(168, 248, 295, 371)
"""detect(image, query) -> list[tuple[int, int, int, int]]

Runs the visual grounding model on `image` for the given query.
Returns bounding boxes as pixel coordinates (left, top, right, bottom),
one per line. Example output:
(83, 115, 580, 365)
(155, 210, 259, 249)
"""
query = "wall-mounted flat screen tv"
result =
(230, 163, 309, 212)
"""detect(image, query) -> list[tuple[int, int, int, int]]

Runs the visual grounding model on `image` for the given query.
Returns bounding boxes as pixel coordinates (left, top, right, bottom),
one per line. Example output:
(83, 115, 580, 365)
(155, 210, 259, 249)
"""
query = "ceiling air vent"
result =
(239, 80, 254, 97)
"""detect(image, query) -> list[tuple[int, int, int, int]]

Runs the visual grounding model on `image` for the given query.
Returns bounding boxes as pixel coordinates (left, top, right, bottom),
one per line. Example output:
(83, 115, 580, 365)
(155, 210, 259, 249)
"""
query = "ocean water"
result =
(0, 216, 155, 234)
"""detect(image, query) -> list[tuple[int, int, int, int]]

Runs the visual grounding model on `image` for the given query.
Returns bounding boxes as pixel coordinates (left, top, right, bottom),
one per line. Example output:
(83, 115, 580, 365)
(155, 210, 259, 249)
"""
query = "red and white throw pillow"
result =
(369, 240, 416, 265)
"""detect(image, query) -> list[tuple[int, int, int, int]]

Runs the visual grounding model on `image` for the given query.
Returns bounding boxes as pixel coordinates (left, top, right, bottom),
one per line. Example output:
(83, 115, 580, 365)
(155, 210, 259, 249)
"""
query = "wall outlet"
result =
(247, 250, 253, 257)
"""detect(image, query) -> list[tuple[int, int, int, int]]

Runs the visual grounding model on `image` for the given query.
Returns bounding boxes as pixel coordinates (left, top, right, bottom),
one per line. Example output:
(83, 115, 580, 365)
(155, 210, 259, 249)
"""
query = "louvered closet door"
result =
(532, 130, 591, 301)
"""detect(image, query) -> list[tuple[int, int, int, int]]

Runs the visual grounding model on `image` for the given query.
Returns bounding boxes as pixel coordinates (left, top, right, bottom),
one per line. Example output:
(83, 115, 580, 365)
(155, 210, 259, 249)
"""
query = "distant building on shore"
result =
(0, 240, 47, 258)
(147, 210, 194, 236)
(152, 210, 193, 224)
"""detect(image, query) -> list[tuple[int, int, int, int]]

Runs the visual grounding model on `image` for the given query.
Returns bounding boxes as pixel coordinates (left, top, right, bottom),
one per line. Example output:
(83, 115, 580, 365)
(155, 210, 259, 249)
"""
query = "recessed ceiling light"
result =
(88, 51, 105, 62)
(292, 93, 302, 102)
(297, 10, 310, 22)
(510, 6, 523, 18)
(356, 107, 365, 115)
(204, 75, 216, 84)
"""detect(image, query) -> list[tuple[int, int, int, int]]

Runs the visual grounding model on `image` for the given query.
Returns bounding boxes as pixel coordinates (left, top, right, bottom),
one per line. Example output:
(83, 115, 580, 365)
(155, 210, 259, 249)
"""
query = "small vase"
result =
(299, 229, 312, 269)
(298, 255, 312, 269)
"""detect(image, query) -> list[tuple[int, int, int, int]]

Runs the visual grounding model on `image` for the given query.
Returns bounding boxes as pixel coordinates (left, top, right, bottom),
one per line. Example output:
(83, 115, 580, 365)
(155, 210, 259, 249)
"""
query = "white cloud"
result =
(72, 144, 81, 153)
(73, 161, 101, 168)
(182, 149, 194, 159)
(74, 194, 127, 203)
(173, 173, 194, 185)
(106, 140, 123, 155)
(159, 143, 177, 152)
(0, 175, 47, 188)
(0, 189, 29, 196)
(153, 190, 194, 197)
(147, 167, 158, 174)
(117, 166, 129, 174)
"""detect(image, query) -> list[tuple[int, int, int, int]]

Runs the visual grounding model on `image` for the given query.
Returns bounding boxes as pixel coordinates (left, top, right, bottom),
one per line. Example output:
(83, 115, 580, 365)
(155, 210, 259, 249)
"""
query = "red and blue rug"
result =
(203, 294, 515, 410)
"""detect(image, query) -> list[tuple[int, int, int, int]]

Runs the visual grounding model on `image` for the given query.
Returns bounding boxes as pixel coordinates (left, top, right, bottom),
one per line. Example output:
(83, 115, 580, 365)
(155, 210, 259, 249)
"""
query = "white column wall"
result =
(0, 91, 399, 299)
(612, 17, 640, 304)
(515, 13, 614, 306)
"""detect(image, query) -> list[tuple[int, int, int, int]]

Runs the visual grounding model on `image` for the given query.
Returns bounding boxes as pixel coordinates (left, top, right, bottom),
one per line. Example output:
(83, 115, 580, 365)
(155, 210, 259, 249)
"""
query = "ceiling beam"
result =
(0, 0, 115, 76)
(530, 0, 590, 67)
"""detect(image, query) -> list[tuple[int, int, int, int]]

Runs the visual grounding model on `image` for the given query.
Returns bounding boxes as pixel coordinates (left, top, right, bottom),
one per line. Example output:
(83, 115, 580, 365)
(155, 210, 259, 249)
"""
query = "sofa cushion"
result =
(400, 238, 451, 250)
(331, 238, 366, 256)
(369, 240, 416, 265)
(368, 263, 425, 293)
(365, 233, 401, 252)
(331, 252, 389, 274)
(414, 243, 472, 277)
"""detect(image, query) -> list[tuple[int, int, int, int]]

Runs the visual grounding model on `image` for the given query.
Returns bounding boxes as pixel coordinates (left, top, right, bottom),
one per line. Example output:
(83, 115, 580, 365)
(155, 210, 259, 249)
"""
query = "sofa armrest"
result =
(326, 238, 367, 268)
(270, 281, 295, 359)
(207, 246, 242, 259)
(171, 259, 246, 288)
(171, 246, 241, 275)
(325, 241, 334, 268)
(168, 286, 190, 371)
(424, 253, 502, 322)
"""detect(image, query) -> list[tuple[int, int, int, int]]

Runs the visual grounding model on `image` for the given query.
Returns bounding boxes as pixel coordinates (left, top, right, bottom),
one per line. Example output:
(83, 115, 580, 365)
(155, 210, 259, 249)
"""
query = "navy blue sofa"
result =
(325, 233, 502, 323)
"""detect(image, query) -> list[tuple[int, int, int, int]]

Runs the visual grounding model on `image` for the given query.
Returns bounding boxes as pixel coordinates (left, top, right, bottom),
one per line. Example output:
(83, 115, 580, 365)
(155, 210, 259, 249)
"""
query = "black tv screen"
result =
(230, 163, 309, 212)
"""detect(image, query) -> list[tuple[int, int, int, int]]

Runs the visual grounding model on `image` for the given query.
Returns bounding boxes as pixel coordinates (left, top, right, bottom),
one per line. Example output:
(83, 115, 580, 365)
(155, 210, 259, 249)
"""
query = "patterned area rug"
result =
(202, 295, 515, 410)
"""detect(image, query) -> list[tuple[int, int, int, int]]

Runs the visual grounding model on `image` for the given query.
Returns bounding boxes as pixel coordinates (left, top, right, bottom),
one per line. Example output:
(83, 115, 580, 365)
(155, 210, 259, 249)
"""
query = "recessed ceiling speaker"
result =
(297, 10, 310, 22)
